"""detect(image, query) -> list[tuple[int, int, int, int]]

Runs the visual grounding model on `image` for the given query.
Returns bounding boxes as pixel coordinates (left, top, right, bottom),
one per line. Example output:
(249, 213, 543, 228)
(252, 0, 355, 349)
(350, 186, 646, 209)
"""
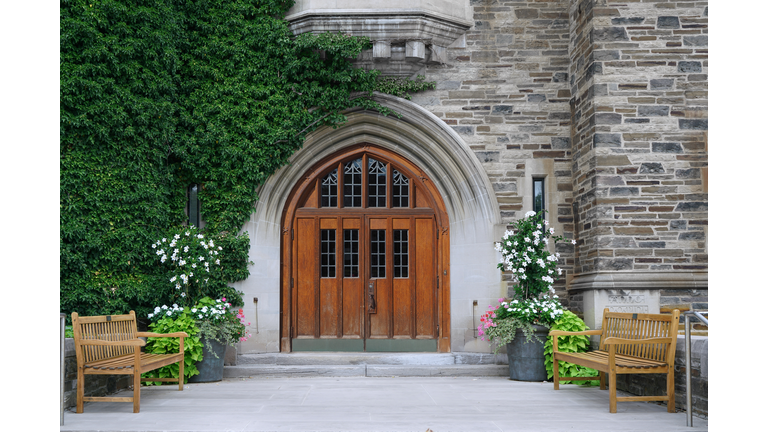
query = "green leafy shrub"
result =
(141, 308, 203, 385)
(544, 311, 600, 386)
(60, 0, 434, 323)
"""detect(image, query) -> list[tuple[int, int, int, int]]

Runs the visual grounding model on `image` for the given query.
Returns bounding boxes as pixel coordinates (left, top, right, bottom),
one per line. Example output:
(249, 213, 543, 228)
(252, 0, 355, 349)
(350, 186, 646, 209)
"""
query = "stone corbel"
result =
(373, 41, 392, 59)
(429, 45, 448, 64)
(406, 41, 426, 60)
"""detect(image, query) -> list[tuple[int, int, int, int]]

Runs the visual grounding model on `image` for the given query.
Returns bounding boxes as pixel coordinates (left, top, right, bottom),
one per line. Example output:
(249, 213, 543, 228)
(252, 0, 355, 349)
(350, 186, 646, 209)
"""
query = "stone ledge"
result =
(223, 364, 508, 378)
(569, 270, 708, 291)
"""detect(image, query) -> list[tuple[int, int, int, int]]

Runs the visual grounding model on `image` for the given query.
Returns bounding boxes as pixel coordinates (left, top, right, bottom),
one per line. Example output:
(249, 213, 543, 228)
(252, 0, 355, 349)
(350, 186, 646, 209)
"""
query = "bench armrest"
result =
(78, 338, 146, 347)
(136, 332, 189, 338)
(549, 329, 603, 337)
(603, 337, 673, 345)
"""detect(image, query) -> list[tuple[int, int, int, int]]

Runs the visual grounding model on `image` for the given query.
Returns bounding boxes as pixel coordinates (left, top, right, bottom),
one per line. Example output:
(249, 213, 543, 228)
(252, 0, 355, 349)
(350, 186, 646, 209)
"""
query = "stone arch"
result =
(235, 94, 502, 353)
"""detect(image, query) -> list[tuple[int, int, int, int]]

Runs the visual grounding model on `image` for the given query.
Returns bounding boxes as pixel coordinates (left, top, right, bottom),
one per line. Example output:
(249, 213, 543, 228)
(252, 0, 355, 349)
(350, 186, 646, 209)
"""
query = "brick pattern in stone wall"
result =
(569, 1, 708, 277)
(412, 0, 578, 302)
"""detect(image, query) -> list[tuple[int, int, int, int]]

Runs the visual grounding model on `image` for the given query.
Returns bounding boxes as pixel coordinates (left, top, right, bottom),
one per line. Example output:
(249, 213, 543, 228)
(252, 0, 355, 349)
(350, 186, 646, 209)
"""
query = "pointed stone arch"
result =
(235, 94, 502, 353)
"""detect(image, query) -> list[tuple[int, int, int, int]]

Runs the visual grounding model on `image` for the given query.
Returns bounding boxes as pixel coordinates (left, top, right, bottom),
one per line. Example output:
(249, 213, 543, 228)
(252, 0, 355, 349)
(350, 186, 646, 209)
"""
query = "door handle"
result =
(368, 281, 376, 313)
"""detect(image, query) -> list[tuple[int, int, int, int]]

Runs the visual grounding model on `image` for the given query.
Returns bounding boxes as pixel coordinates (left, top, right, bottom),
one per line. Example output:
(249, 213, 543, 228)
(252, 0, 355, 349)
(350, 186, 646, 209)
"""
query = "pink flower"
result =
(498, 298, 504, 303)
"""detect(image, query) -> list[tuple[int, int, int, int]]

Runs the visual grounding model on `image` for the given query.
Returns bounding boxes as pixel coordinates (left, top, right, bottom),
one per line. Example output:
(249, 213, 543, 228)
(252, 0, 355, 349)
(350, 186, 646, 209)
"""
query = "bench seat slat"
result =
(555, 350, 667, 370)
(84, 353, 184, 372)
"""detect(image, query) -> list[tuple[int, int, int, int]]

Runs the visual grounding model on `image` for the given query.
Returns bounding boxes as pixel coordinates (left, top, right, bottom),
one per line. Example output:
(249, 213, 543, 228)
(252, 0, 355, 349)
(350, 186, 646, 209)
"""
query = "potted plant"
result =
(144, 298, 251, 384)
(186, 296, 251, 382)
(478, 210, 575, 381)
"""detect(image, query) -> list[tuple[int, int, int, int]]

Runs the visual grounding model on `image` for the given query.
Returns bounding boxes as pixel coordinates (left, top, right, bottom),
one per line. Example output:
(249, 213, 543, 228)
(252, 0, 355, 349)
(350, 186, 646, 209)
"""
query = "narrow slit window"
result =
(533, 178, 545, 222)
(343, 229, 359, 278)
(393, 229, 409, 278)
(320, 229, 336, 278)
(392, 169, 409, 208)
(343, 158, 362, 207)
(370, 229, 386, 278)
(321, 169, 338, 208)
(368, 158, 387, 207)
(188, 184, 201, 228)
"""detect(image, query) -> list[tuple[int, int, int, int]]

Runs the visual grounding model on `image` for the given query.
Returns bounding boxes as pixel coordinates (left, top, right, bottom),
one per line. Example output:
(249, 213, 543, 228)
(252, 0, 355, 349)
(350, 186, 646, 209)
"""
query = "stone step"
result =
(235, 352, 506, 366)
(223, 363, 510, 378)
(224, 352, 510, 378)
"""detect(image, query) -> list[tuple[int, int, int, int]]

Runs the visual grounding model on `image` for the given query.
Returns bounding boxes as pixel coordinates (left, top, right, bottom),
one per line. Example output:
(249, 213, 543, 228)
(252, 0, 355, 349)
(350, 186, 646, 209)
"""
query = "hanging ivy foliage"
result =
(60, 0, 435, 325)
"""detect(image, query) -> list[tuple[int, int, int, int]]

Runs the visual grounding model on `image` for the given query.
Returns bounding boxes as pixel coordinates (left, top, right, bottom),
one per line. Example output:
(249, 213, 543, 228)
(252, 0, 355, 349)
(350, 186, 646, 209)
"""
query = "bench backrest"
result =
(71, 311, 139, 365)
(598, 308, 680, 364)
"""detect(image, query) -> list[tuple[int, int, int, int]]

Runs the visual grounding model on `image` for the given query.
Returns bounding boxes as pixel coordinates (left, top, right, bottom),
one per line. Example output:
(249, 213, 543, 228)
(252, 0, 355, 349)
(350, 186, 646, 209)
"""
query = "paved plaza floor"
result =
(60, 376, 708, 432)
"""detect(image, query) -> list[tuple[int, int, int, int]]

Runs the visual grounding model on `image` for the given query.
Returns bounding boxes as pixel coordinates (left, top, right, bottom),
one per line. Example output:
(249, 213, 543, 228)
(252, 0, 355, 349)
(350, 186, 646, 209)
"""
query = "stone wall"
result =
(567, 0, 708, 292)
(562, 0, 708, 321)
(411, 0, 578, 305)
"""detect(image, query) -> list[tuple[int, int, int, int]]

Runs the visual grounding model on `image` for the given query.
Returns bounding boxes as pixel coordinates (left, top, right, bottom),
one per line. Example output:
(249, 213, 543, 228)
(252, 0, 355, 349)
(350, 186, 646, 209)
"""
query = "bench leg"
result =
(133, 370, 141, 413)
(600, 371, 606, 390)
(76, 368, 85, 413)
(553, 360, 560, 390)
(608, 372, 617, 413)
(666, 368, 675, 413)
(178, 359, 184, 391)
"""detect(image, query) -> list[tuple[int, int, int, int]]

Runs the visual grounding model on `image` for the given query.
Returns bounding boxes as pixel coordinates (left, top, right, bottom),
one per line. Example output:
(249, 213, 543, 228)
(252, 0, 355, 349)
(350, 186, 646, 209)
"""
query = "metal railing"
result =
(683, 310, 708, 427)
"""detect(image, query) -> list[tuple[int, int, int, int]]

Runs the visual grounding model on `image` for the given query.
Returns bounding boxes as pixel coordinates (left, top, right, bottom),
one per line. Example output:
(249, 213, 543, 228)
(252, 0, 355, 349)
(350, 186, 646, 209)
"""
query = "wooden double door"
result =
(282, 146, 449, 352)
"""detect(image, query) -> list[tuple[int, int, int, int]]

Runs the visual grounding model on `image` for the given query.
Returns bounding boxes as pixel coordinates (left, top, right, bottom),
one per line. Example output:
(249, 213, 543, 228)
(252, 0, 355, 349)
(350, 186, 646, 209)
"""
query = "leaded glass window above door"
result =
(317, 154, 412, 210)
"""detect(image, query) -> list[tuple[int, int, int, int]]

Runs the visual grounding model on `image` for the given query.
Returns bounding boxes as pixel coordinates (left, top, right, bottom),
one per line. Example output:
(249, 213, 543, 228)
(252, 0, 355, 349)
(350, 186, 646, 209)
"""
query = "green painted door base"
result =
(291, 338, 437, 352)
(365, 339, 437, 352)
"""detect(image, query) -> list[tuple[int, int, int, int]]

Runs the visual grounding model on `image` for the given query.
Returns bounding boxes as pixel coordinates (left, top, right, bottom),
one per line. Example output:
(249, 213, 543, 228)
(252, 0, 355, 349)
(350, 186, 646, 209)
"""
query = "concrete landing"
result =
(60, 376, 708, 431)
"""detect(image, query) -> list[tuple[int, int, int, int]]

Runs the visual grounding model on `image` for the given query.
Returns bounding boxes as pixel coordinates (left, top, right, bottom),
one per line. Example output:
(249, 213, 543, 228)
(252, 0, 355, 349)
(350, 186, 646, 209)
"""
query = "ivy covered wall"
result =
(60, 0, 433, 324)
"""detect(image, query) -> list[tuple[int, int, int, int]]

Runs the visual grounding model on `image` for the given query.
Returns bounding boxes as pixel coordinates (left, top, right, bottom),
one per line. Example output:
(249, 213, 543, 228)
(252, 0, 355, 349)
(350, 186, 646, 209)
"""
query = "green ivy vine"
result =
(60, 0, 435, 324)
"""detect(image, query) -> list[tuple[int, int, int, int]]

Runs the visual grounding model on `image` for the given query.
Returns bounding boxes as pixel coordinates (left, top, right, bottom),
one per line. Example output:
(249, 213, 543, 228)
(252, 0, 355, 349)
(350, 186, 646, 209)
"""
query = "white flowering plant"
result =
(479, 210, 575, 352)
(152, 226, 223, 307)
(495, 210, 574, 301)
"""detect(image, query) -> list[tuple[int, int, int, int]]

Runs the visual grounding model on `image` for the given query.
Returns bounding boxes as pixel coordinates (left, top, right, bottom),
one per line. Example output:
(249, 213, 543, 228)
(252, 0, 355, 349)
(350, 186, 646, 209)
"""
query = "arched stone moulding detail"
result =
(233, 94, 503, 354)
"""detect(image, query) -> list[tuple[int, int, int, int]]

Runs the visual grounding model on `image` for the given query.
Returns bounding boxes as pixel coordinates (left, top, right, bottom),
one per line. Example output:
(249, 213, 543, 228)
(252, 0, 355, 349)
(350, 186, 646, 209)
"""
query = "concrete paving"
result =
(61, 376, 707, 431)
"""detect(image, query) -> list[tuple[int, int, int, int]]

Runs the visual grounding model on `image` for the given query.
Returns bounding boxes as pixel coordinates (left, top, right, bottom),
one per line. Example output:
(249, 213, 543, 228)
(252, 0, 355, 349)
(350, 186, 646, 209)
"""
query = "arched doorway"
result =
(280, 144, 450, 352)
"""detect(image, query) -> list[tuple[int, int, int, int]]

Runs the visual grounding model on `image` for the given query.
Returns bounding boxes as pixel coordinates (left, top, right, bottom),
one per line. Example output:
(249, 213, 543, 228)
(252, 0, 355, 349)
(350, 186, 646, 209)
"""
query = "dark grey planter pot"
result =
(189, 338, 227, 383)
(505, 324, 549, 382)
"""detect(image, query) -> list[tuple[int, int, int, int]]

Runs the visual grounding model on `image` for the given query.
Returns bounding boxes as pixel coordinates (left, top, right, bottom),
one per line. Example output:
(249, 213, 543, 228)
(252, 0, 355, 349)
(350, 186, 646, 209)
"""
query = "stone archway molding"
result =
(236, 93, 503, 354)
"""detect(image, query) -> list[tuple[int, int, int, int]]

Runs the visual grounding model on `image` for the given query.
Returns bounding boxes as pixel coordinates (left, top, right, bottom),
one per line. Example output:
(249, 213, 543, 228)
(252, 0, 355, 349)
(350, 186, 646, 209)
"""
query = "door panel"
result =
(415, 217, 436, 339)
(341, 218, 363, 338)
(295, 217, 318, 337)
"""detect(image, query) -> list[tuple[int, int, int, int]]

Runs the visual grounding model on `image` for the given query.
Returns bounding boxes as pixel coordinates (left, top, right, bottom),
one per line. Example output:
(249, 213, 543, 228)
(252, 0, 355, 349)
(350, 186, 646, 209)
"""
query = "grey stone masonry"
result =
(566, 0, 707, 308)
(414, 0, 577, 303)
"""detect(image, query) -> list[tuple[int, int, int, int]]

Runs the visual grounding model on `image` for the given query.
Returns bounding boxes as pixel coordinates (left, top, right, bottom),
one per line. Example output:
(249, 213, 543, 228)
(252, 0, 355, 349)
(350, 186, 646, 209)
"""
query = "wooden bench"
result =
(71, 311, 188, 413)
(549, 308, 680, 413)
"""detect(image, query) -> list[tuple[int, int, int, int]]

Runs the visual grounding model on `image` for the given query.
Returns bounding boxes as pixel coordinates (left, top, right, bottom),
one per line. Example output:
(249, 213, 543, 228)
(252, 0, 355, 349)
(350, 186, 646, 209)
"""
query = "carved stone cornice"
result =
(568, 270, 708, 291)
(285, 9, 473, 75)
(286, 9, 472, 48)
